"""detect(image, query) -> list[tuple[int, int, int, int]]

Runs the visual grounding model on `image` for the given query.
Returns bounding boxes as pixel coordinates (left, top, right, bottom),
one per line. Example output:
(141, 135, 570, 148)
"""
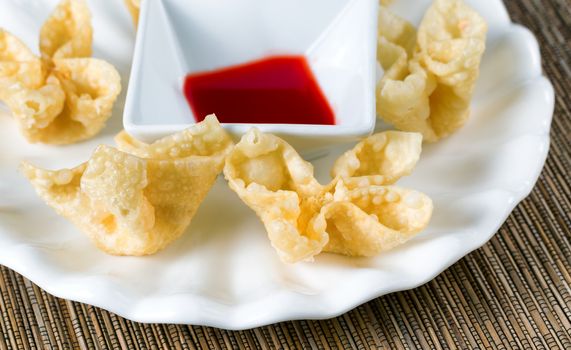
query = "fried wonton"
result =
(225, 129, 432, 263)
(0, 0, 121, 144)
(321, 183, 433, 256)
(123, 0, 140, 26)
(224, 128, 329, 263)
(22, 116, 234, 255)
(331, 131, 422, 188)
(377, 0, 487, 142)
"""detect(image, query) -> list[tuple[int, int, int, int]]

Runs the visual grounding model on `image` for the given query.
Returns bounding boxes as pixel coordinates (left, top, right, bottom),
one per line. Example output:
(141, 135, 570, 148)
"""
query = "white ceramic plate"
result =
(0, 0, 554, 329)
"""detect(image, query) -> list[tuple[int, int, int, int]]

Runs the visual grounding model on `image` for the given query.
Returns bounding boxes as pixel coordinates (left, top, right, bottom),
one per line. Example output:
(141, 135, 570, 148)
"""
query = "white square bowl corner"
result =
(123, 0, 378, 151)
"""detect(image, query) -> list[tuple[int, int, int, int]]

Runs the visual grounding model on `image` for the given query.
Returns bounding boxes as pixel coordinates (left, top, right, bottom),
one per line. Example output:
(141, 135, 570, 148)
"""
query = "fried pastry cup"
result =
(21, 116, 234, 255)
(377, 0, 487, 142)
(331, 131, 422, 188)
(322, 182, 433, 257)
(225, 129, 432, 263)
(224, 128, 329, 263)
(0, 0, 121, 144)
(323, 131, 431, 256)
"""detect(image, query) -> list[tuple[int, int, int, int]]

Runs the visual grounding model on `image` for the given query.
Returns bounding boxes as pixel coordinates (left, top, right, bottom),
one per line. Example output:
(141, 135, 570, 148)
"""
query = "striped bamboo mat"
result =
(1, 0, 570, 348)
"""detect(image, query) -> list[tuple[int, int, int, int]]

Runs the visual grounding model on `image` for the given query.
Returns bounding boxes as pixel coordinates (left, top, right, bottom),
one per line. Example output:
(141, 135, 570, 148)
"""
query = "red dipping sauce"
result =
(183, 56, 335, 125)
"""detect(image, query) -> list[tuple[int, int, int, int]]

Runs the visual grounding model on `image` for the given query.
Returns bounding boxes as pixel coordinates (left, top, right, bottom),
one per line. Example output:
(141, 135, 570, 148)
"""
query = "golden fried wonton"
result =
(224, 128, 329, 263)
(224, 129, 432, 263)
(321, 183, 433, 257)
(22, 115, 234, 255)
(331, 131, 422, 188)
(0, 0, 121, 144)
(377, 0, 487, 142)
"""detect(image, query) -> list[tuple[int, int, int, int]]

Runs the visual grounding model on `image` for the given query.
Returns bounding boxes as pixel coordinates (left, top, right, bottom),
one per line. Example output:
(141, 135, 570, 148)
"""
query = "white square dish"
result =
(123, 0, 378, 150)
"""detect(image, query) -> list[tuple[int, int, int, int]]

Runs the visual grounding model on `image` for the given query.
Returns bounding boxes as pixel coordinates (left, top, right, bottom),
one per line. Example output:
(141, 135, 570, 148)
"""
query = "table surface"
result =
(1, 0, 570, 348)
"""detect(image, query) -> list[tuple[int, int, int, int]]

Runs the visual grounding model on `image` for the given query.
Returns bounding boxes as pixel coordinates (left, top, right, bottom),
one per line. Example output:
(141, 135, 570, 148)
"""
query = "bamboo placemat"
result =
(1, 0, 570, 348)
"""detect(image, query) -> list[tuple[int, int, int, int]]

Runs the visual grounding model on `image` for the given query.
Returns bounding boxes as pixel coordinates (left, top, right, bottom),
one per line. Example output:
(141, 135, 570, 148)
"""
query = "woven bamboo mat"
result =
(1, 0, 570, 348)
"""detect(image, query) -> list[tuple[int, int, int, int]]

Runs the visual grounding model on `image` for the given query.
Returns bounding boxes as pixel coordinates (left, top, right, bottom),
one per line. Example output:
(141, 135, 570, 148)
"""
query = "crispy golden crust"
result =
(322, 183, 432, 256)
(22, 116, 234, 255)
(0, 0, 121, 144)
(331, 131, 422, 188)
(0, 31, 44, 97)
(377, 0, 487, 142)
(225, 129, 432, 263)
(39, 0, 92, 59)
(224, 129, 328, 263)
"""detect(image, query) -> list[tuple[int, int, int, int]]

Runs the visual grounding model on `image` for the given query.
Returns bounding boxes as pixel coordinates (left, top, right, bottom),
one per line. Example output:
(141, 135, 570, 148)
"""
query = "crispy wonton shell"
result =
(225, 129, 432, 263)
(377, 0, 487, 142)
(22, 115, 234, 255)
(224, 128, 328, 263)
(0, 0, 121, 144)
